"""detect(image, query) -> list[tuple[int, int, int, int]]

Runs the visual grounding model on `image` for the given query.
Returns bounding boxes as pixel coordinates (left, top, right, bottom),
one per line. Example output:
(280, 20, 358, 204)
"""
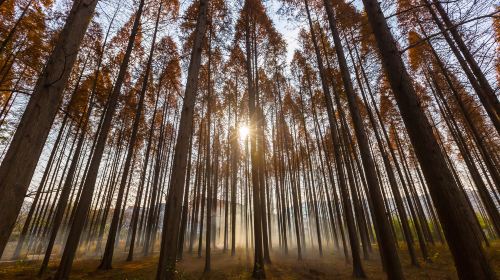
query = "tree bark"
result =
(428, 0, 500, 134)
(156, 0, 209, 277)
(0, 0, 99, 256)
(54, 0, 144, 277)
(361, 0, 496, 278)
(99, 2, 161, 269)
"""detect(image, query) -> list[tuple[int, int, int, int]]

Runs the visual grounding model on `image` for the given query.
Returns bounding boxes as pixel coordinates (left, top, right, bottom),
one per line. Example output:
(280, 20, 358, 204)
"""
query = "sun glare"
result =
(239, 125, 249, 140)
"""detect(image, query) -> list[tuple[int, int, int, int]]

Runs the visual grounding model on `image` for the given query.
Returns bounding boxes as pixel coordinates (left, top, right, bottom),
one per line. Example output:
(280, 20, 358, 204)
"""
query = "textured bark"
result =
(177, 125, 194, 259)
(99, 2, 161, 269)
(127, 94, 159, 261)
(54, 0, 144, 277)
(324, 4, 404, 277)
(156, 0, 209, 277)
(361, 0, 496, 279)
(303, 0, 364, 275)
(428, 0, 500, 134)
(0, 0, 98, 256)
(243, 2, 266, 277)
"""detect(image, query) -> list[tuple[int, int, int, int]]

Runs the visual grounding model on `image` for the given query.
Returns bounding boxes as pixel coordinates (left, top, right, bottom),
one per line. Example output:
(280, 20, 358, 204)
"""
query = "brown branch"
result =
(400, 12, 500, 54)
(0, 88, 32, 96)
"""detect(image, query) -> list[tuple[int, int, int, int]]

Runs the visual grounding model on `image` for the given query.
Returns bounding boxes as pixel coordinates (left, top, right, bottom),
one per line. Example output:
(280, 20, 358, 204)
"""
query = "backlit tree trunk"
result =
(0, 0, 99, 256)
(156, 0, 209, 277)
(361, 0, 497, 278)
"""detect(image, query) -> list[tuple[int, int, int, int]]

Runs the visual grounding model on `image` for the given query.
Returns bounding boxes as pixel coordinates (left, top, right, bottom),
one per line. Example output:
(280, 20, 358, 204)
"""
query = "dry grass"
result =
(0, 242, 499, 279)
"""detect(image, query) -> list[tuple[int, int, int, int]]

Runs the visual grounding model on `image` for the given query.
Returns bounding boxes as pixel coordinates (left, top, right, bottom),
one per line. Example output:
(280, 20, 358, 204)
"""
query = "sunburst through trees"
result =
(0, 0, 499, 279)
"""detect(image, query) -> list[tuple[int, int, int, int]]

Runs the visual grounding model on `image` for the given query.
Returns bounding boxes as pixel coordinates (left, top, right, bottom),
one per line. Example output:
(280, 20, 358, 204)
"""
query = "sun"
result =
(239, 125, 249, 140)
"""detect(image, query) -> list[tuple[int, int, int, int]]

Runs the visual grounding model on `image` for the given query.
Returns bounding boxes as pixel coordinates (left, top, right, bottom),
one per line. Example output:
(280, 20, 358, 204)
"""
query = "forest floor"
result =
(1, 242, 499, 279)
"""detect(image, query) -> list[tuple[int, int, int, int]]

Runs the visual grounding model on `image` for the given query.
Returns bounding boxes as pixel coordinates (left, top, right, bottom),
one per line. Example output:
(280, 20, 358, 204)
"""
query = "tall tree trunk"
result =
(428, 73, 500, 237)
(127, 93, 160, 261)
(54, 0, 144, 277)
(204, 50, 213, 271)
(99, 2, 162, 269)
(38, 40, 111, 272)
(361, 0, 496, 278)
(0, 0, 98, 256)
(144, 102, 168, 256)
(178, 123, 194, 259)
(348, 41, 419, 265)
(421, 35, 500, 191)
(303, 0, 364, 275)
(257, 108, 271, 264)
(156, 0, 209, 277)
(11, 113, 68, 259)
(428, 0, 500, 133)
(243, 4, 265, 277)
(189, 125, 204, 255)
(323, 4, 405, 276)
(230, 126, 239, 256)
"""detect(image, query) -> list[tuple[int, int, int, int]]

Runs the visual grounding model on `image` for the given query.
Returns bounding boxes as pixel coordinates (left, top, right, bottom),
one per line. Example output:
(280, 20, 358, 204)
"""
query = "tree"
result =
(322, 0, 405, 276)
(0, 0, 98, 257)
(54, 0, 145, 277)
(156, 0, 209, 277)
(360, 0, 497, 278)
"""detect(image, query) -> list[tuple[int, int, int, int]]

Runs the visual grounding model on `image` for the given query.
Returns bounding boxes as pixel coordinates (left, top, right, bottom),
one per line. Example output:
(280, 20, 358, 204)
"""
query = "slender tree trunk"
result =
(242, 5, 266, 278)
(189, 125, 204, 255)
(156, 0, 209, 276)
(428, 73, 500, 237)
(204, 51, 214, 271)
(0, 0, 99, 256)
(178, 123, 194, 259)
(257, 109, 271, 264)
(144, 102, 168, 256)
(11, 113, 68, 259)
(361, 1, 496, 278)
(99, 2, 162, 268)
(422, 36, 500, 191)
(0, 0, 34, 54)
(325, 4, 405, 276)
(127, 93, 160, 261)
(54, 0, 144, 277)
(38, 43, 109, 272)
(198, 145, 207, 257)
(428, 0, 500, 133)
(303, 0, 365, 275)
